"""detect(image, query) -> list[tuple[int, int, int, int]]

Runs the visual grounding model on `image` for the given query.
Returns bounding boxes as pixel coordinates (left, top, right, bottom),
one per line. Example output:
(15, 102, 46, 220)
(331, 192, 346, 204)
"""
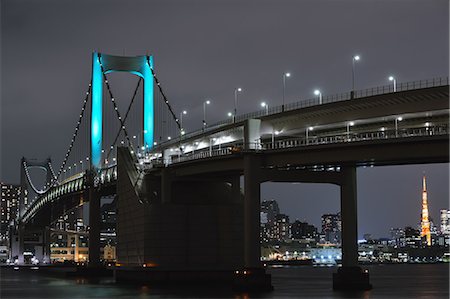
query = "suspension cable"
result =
(54, 82, 92, 184)
(105, 77, 143, 161)
(145, 56, 181, 130)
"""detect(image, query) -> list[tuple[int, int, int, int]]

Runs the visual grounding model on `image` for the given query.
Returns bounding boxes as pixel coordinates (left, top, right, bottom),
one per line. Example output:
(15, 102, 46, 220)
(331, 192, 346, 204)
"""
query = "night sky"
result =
(1, 0, 449, 238)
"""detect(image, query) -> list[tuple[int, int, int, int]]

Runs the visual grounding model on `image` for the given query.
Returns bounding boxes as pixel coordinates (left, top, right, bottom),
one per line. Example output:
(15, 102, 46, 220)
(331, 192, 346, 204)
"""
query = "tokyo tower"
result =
(420, 175, 431, 246)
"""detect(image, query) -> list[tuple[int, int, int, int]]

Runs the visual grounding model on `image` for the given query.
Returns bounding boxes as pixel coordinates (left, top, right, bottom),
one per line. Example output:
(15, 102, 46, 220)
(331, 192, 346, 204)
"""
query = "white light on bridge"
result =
(227, 112, 233, 117)
(397, 117, 403, 121)
(425, 122, 431, 127)
(353, 55, 360, 61)
(168, 136, 172, 140)
(349, 121, 355, 126)
(308, 126, 314, 131)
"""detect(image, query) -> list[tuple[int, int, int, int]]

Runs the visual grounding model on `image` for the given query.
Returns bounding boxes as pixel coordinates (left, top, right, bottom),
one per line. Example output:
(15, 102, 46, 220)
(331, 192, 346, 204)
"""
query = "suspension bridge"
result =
(10, 52, 449, 291)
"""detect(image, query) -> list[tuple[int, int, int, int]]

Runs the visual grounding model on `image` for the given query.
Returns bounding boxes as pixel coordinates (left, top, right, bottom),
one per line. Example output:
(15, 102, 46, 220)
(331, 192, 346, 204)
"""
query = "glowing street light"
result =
(395, 116, 402, 137)
(314, 89, 322, 104)
(261, 102, 269, 115)
(234, 88, 242, 122)
(351, 55, 360, 98)
(346, 121, 355, 139)
(282, 72, 291, 111)
(389, 76, 397, 92)
(227, 112, 233, 123)
(203, 99, 211, 129)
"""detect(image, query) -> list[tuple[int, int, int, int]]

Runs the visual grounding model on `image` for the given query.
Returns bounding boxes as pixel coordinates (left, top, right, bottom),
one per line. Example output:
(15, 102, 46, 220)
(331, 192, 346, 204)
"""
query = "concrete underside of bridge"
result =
(114, 147, 378, 290)
(115, 148, 262, 287)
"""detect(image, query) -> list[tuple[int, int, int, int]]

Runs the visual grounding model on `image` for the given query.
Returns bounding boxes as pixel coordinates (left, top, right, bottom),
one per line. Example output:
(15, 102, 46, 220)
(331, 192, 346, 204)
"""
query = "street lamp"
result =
(389, 76, 397, 92)
(346, 121, 354, 139)
(282, 72, 291, 112)
(234, 88, 242, 122)
(314, 89, 322, 104)
(203, 99, 211, 129)
(351, 55, 360, 98)
(261, 102, 269, 115)
(395, 116, 402, 137)
(180, 110, 187, 136)
(227, 112, 233, 123)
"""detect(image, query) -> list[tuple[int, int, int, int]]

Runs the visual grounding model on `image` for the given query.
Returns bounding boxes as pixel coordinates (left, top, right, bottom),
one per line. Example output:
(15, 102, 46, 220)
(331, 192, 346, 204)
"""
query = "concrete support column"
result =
(43, 227, 51, 264)
(333, 165, 371, 291)
(88, 188, 101, 267)
(17, 225, 24, 264)
(340, 166, 358, 267)
(244, 119, 261, 150)
(243, 154, 261, 269)
(73, 234, 80, 263)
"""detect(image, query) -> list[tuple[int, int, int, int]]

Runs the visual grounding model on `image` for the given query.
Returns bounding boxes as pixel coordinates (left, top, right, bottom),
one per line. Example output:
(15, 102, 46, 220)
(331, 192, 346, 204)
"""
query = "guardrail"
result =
(168, 125, 448, 164)
(154, 76, 449, 149)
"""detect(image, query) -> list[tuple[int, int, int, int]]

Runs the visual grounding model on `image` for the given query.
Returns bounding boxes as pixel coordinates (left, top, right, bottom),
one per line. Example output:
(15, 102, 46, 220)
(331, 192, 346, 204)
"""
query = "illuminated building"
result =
(291, 220, 317, 239)
(273, 214, 290, 241)
(0, 183, 21, 243)
(441, 209, 450, 235)
(321, 212, 341, 244)
(420, 175, 431, 246)
(260, 200, 280, 242)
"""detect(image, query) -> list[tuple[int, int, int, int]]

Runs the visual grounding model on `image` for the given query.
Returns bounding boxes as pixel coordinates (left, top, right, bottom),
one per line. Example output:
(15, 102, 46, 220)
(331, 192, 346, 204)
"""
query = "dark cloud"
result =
(1, 0, 448, 237)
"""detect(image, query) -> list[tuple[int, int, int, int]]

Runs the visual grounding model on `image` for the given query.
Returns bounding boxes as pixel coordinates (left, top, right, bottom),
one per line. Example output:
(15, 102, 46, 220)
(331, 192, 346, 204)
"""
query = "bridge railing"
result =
(155, 77, 449, 149)
(262, 124, 448, 150)
(168, 124, 448, 164)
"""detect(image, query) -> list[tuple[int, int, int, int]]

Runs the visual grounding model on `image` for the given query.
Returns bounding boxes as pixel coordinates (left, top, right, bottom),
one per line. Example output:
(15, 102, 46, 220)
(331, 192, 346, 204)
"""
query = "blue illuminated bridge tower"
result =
(91, 52, 155, 169)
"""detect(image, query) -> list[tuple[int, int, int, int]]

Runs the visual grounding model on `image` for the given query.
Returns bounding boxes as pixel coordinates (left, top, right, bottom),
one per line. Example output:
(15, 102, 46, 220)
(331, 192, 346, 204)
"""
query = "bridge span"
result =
(11, 56, 449, 292)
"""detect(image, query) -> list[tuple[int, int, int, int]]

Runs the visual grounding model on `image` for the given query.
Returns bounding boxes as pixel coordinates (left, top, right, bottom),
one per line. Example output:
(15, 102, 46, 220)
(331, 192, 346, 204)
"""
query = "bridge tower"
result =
(19, 157, 56, 217)
(90, 52, 155, 169)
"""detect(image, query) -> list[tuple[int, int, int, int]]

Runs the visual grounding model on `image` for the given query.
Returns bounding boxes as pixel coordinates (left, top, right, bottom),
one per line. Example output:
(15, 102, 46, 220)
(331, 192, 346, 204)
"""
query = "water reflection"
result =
(0, 264, 448, 298)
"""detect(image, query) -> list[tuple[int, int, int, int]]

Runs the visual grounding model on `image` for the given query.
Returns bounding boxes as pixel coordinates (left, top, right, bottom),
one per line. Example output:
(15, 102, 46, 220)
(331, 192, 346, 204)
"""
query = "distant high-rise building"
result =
(440, 209, 450, 235)
(291, 220, 317, 239)
(420, 175, 431, 246)
(260, 200, 280, 242)
(273, 214, 290, 241)
(261, 200, 280, 224)
(390, 228, 406, 247)
(0, 183, 21, 242)
(321, 212, 341, 243)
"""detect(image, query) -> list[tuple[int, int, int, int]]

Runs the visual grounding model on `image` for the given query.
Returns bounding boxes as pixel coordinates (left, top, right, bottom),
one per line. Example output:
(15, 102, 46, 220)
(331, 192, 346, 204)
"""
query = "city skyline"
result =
(262, 167, 449, 238)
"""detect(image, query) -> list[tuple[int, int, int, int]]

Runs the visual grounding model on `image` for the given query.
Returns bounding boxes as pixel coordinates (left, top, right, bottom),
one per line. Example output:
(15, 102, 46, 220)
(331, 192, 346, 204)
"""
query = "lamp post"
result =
(395, 116, 402, 137)
(346, 121, 355, 139)
(282, 72, 291, 112)
(180, 110, 187, 136)
(234, 88, 242, 123)
(389, 76, 397, 92)
(314, 89, 322, 104)
(227, 112, 233, 123)
(261, 102, 268, 115)
(351, 55, 360, 99)
(203, 100, 211, 130)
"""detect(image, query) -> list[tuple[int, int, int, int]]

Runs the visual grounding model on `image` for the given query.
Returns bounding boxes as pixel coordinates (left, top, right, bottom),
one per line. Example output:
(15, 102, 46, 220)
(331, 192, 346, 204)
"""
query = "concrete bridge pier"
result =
(333, 166, 372, 290)
(234, 153, 273, 291)
(88, 187, 101, 267)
